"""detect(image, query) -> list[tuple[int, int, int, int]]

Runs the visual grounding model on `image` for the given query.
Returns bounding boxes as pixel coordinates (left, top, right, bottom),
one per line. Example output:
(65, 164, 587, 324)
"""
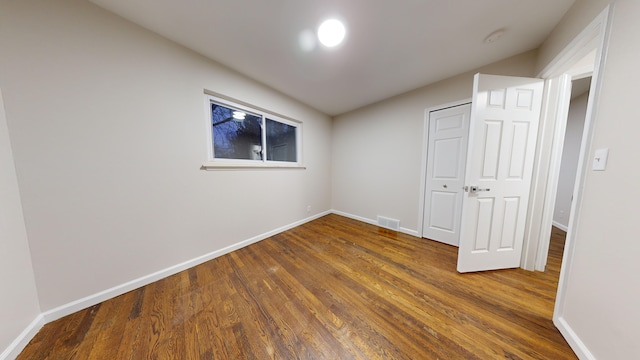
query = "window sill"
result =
(201, 163, 306, 170)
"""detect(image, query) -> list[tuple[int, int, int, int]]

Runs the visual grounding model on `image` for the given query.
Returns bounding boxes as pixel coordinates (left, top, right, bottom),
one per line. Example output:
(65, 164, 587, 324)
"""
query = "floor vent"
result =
(377, 216, 400, 231)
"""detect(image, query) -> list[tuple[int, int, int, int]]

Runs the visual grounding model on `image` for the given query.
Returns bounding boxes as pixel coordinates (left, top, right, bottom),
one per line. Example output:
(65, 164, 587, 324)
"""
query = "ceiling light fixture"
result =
(318, 19, 346, 48)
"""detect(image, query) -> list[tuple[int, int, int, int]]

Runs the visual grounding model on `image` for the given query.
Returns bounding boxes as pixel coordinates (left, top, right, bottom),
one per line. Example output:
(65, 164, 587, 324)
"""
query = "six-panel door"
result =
(423, 104, 471, 246)
(457, 74, 544, 273)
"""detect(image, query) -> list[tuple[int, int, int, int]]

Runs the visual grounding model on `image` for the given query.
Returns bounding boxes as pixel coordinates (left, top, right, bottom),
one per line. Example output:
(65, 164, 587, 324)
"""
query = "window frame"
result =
(202, 94, 304, 169)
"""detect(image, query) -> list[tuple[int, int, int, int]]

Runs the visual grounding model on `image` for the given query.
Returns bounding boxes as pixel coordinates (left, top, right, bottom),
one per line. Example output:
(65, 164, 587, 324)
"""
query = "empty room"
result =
(1, 0, 638, 359)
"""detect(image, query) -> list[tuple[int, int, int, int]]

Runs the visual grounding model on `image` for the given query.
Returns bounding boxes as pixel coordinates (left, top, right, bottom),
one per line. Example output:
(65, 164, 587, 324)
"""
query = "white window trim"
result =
(202, 94, 304, 170)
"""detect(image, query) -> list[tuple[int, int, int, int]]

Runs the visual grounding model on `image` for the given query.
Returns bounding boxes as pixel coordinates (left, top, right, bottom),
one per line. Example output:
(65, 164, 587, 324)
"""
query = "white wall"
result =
(0, 90, 41, 356)
(332, 51, 538, 234)
(540, 0, 640, 358)
(0, 0, 332, 313)
(553, 91, 588, 229)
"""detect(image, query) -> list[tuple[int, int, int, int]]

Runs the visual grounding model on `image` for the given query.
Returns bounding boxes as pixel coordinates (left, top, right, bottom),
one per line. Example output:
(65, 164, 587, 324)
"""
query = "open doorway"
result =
(545, 76, 591, 276)
(522, 5, 610, 273)
(552, 77, 591, 233)
(530, 6, 613, 357)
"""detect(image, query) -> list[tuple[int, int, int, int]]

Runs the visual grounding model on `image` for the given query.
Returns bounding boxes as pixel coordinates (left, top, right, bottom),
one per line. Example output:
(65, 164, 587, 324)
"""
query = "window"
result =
(204, 95, 302, 168)
(266, 118, 297, 162)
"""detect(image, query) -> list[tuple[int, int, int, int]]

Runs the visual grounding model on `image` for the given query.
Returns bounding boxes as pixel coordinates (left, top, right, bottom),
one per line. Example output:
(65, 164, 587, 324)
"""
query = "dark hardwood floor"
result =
(18, 214, 576, 359)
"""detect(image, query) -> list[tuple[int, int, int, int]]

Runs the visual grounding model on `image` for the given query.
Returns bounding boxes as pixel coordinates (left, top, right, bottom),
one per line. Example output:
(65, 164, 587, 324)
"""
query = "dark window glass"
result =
(211, 103, 262, 160)
(266, 118, 297, 162)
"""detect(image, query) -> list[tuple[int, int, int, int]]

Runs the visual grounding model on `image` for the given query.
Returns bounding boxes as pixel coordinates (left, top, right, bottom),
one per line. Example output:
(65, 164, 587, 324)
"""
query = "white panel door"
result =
(423, 104, 471, 246)
(457, 74, 544, 273)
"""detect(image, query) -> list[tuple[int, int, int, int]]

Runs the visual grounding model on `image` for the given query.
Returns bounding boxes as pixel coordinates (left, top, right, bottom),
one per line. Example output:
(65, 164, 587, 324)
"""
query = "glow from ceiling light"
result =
(317, 19, 346, 48)
(298, 29, 317, 52)
(232, 111, 246, 121)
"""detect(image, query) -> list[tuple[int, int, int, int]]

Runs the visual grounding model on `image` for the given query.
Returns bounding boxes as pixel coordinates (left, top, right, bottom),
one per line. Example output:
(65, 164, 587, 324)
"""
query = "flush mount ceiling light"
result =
(232, 111, 246, 121)
(317, 19, 346, 47)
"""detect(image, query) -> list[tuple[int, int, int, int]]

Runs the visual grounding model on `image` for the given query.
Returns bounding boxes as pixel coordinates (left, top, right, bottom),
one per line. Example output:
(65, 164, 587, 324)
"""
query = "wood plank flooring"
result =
(18, 214, 576, 359)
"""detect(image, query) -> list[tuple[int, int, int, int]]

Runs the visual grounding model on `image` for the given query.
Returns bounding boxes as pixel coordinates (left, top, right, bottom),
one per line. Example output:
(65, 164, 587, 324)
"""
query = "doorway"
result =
(552, 77, 590, 233)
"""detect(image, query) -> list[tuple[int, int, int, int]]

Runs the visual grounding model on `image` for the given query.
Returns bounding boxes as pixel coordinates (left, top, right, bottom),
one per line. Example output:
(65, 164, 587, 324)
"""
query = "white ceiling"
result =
(90, 0, 576, 116)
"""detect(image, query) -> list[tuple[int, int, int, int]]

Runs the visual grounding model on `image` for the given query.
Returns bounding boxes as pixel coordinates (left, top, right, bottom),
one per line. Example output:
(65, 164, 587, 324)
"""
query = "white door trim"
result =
(528, 5, 613, 359)
(418, 99, 471, 238)
(521, 74, 573, 272)
(555, 0, 613, 314)
(522, 5, 613, 271)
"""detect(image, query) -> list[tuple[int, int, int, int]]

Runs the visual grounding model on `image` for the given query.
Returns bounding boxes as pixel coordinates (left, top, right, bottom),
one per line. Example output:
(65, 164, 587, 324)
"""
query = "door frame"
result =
(522, 6, 613, 272)
(524, 5, 613, 358)
(418, 99, 470, 239)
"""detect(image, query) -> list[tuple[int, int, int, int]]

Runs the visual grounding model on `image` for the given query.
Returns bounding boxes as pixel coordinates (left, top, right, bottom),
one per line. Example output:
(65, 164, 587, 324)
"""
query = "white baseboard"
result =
(331, 210, 420, 237)
(0, 314, 45, 360)
(554, 316, 595, 359)
(41, 211, 331, 323)
(552, 220, 569, 232)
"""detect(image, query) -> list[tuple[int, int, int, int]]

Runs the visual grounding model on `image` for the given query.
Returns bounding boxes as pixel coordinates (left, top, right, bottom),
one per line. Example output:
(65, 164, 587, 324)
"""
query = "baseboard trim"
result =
(552, 220, 569, 232)
(554, 316, 595, 359)
(331, 210, 420, 237)
(0, 314, 45, 360)
(41, 211, 331, 323)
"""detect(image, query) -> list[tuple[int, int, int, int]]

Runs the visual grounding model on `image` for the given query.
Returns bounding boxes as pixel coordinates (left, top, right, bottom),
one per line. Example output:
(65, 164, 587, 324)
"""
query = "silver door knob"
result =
(464, 185, 491, 193)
